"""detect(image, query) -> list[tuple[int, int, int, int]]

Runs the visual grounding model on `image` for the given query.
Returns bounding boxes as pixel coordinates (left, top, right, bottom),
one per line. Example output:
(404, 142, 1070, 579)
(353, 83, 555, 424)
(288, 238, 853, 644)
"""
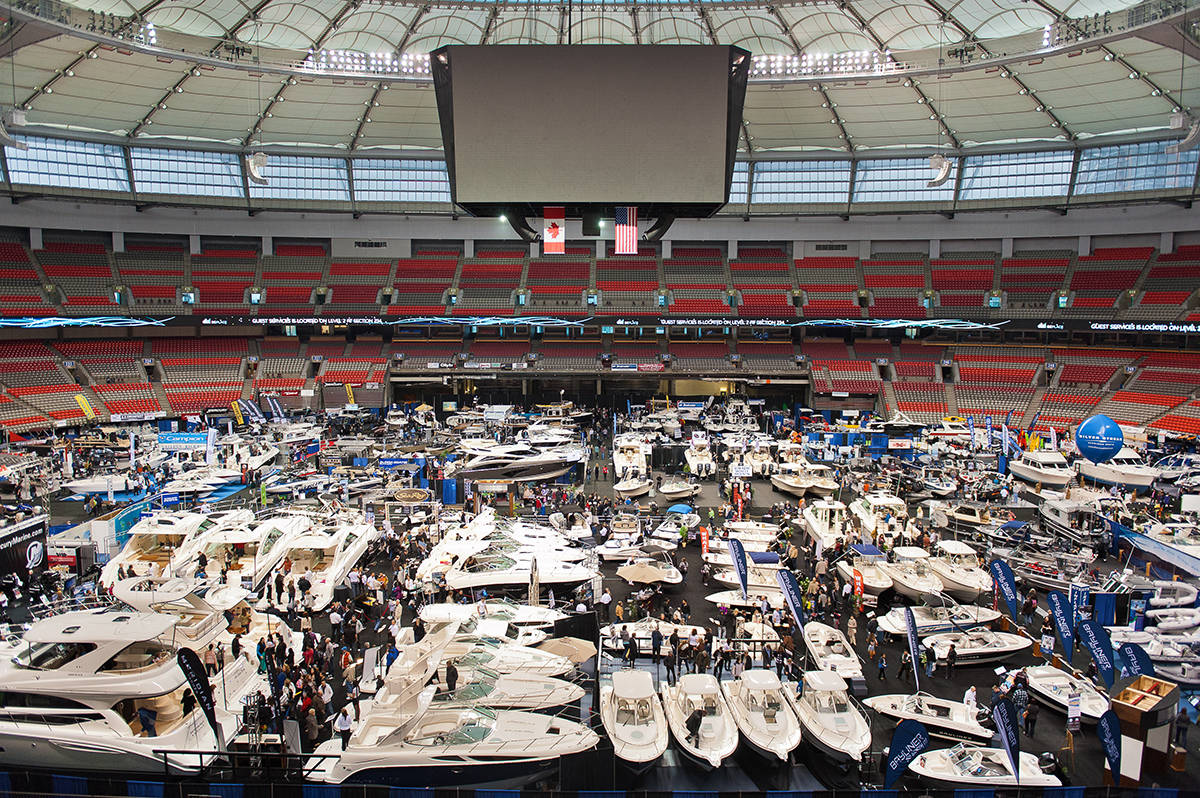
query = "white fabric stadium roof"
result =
(2, 0, 1199, 154)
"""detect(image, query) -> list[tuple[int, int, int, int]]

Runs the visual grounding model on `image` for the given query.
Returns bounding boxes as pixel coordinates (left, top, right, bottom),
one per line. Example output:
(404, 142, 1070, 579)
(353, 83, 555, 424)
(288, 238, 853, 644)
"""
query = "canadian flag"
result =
(542, 206, 565, 255)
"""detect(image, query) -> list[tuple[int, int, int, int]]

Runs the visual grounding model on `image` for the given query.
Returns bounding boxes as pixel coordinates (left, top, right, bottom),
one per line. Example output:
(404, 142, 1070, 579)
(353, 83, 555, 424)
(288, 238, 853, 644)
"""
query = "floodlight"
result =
(1166, 112, 1200, 155)
(246, 151, 269, 185)
(927, 153, 952, 187)
(0, 109, 28, 151)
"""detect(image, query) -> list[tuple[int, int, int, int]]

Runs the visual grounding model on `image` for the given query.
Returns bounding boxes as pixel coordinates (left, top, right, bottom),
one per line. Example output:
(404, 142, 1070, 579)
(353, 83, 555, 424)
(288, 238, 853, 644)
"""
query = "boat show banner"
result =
(775, 569, 805, 631)
(992, 697, 1022, 785)
(1078, 619, 1117, 688)
(989, 559, 1019, 622)
(904, 606, 921, 692)
(727, 537, 749, 600)
(1098, 709, 1122, 783)
(1046, 590, 1075, 665)
(884, 719, 930, 789)
(1118, 641, 1155, 677)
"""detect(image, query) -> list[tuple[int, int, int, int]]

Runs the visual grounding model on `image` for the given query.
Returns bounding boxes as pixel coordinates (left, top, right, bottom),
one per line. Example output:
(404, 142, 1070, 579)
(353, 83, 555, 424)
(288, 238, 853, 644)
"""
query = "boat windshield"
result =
(407, 719, 495, 746)
(434, 682, 496, 702)
(12, 640, 96, 670)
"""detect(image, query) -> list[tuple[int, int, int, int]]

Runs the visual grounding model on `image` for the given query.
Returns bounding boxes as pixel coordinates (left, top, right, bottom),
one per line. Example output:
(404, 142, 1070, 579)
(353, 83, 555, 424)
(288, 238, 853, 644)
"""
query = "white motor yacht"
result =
(612, 435, 650, 481)
(658, 479, 702, 501)
(877, 602, 1002, 637)
(63, 472, 137, 496)
(443, 550, 596, 592)
(834, 544, 894, 595)
(908, 744, 1060, 788)
(721, 669, 802, 761)
(614, 477, 652, 499)
(271, 514, 379, 611)
(770, 472, 811, 497)
(177, 514, 310, 589)
(804, 499, 851, 552)
(862, 693, 992, 744)
(600, 670, 669, 772)
(446, 444, 587, 483)
(849, 491, 918, 546)
(801, 622, 865, 694)
(706, 589, 787, 610)
(1008, 449, 1074, 488)
(0, 607, 263, 775)
(925, 630, 1032, 665)
(661, 673, 739, 770)
(309, 687, 598, 787)
(1076, 446, 1161, 490)
(746, 441, 776, 476)
(601, 619, 706, 653)
(429, 670, 584, 711)
(785, 672, 870, 763)
(881, 547, 945, 600)
(928, 540, 993, 602)
(100, 511, 210, 585)
(1023, 664, 1108, 724)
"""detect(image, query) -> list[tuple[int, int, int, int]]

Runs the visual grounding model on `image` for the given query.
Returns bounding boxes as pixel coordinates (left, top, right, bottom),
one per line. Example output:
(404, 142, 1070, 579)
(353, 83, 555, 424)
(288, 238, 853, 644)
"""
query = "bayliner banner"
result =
(1078, 619, 1117, 688)
(904, 606, 922, 692)
(989, 559, 1019, 621)
(884, 719, 930, 789)
(1119, 641, 1155, 677)
(776, 569, 805, 630)
(1098, 709, 1122, 783)
(1046, 590, 1075, 664)
(992, 697, 1021, 785)
(727, 537, 749, 600)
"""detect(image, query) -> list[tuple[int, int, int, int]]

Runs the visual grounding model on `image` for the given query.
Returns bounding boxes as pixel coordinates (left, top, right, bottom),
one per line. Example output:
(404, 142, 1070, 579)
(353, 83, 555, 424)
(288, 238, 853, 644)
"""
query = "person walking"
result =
(945, 644, 958, 677)
(877, 652, 888, 681)
(1023, 700, 1040, 736)
(334, 708, 353, 750)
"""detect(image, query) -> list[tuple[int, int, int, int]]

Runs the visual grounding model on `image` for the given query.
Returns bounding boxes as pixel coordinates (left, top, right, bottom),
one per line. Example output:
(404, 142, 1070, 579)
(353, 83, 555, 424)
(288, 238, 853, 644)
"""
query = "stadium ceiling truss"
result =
(3, 0, 1200, 214)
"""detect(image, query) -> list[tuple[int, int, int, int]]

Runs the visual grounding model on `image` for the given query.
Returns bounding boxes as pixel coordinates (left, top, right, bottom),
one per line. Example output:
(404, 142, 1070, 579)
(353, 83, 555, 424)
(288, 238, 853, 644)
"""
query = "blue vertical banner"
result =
(727, 537, 749, 600)
(1069, 582, 1090, 621)
(1002, 424, 1011, 457)
(1098, 709, 1122, 783)
(1046, 590, 1075, 664)
(904, 606, 922, 692)
(968, 415, 975, 447)
(1004, 409, 1016, 429)
(1078, 619, 1117, 688)
(775, 569, 805, 631)
(989, 559, 1019, 622)
(991, 697, 1022, 785)
(884, 719, 930, 789)
(1118, 642, 1155, 677)
(985, 415, 994, 445)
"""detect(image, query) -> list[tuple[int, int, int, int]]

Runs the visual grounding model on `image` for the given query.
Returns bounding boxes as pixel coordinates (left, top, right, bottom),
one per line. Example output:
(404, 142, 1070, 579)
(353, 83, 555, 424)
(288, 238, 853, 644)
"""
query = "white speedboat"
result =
(770, 472, 811, 498)
(862, 693, 992, 744)
(908, 744, 1060, 788)
(925, 630, 1032, 665)
(443, 550, 596, 591)
(785, 672, 870, 763)
(685, 432, 717, 478)
(1106, 629, 1200, 663)
(714, 565, 785, 591)
(1008, 449, 1073, 488)
(928, 540, 992, 602)
(446, 443, 587, 483)
(429, 671, 584, 710)
(419, 599, 567, 630)
(447, 616, 548, 648)
(616, 555, 683, 586)
(801, 622, 865, 694)
(1077, 446, 1161, 490)
(746, 441, 776, 476)
(62, 472, 136, 495)
(849, 491, 918, 546)
(877, 603, 1001, 637)
(596, 533, 657, 562)
(721, 669, 802, 761)
(834, 543, 893, 595)
(1023, 664, 1108, 724)
(661, 673, 739, 770)
(881, 546, 944, 600)
(443, 639, 574, 678)
(614, 477, 652, 499)
(804, 463, 840, 496)
(658, 479, 702, 500)
(0, 607, 263, 775)
(309, 689, 598, 787)
(706, 589, 786, 610)
(1146, 607, 1200, 634)
(612, 435, 650, 480)
(600, 670, 669, 772)
(804, 499, 850, 552)
(601, 618, 705, 652)
(271, 514, 379, 611)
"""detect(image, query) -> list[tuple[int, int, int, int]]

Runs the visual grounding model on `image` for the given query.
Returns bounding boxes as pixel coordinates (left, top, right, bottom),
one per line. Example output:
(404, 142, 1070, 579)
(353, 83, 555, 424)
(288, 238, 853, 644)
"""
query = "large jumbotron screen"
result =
(431, 45, 748, 216)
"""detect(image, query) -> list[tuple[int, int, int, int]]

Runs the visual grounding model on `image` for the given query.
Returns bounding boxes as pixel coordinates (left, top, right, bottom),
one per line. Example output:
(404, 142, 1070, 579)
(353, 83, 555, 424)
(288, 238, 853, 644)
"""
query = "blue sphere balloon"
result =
(1075, 414, 1124, 464)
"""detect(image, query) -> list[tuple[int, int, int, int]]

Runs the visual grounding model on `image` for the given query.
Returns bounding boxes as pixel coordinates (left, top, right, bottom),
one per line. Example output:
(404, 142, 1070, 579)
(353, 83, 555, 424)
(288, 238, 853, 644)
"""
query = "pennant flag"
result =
(992, 697, 1022, 784)
(614, 206, 638, 255)
(775, 569, 805, 631)
(1119, 641, 1155, 677)
(884, 719, 930, 789)
(1098, 709, 1122, 783)
(985, 414, 993, 443)
(727, 537, 749, 600)
(904, 606, 922, 692)
(989, 559, 1019, 622)
(1046, 591, 1075, 664)
(229, 400, 245, 426)
(1002, 423, 1011, 456)
(1004, 409, 1016, 428)
(177, 647, 223, 747)
(1078, 618, 1117, 688)
(543, 206, 565, 255)
(74, 394, 96, 420)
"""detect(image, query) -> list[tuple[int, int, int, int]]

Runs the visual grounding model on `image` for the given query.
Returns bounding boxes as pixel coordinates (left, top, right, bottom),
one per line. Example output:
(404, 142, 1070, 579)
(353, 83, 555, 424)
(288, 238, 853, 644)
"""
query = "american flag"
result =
(614, 206, 638, 255)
